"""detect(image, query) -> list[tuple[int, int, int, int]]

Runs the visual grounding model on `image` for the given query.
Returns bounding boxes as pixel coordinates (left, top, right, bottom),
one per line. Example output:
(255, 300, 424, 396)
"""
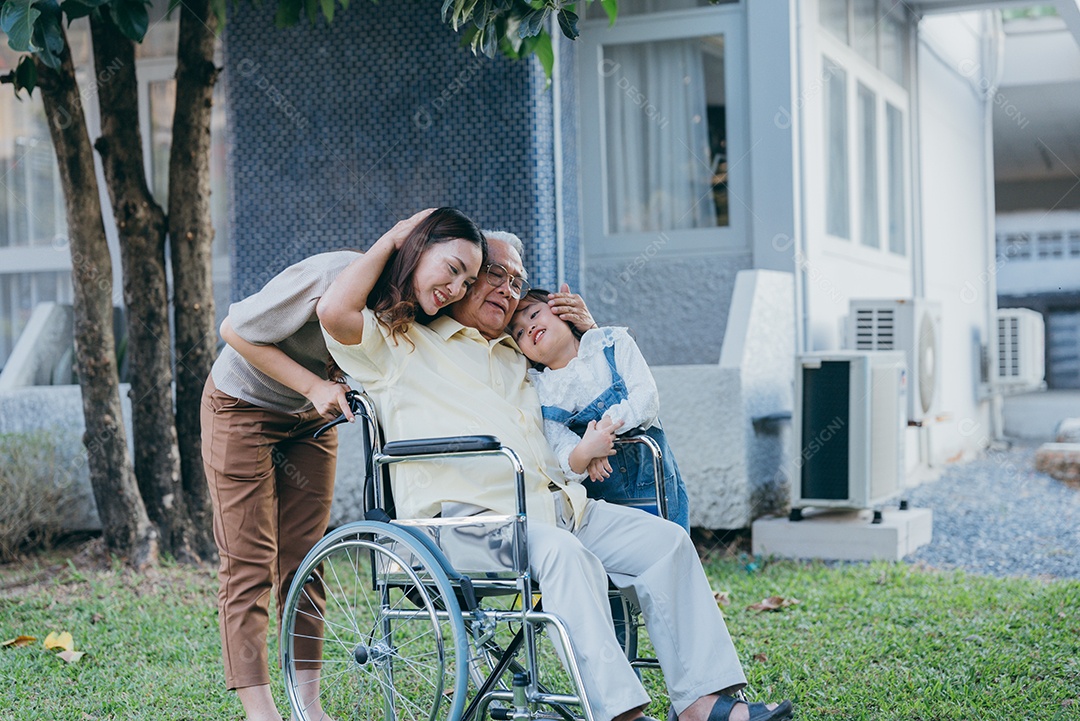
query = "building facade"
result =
(5, 0, 1078, 527)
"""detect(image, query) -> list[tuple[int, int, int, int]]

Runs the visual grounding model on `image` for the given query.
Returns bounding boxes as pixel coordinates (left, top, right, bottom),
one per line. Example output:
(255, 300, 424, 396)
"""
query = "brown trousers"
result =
(200, 375, 337, 690)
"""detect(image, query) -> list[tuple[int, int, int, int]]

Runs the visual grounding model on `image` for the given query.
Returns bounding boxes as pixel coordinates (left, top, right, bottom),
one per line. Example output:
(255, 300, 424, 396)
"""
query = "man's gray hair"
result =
(482, 229, 524, 256)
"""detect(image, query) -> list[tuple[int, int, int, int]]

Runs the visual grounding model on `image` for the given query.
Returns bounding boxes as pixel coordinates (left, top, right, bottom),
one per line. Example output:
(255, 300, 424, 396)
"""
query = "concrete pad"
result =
(1054, 418, 1080, 443)
(1003, 390, 1080, 441)
(751, 507, 933, 562)
(1034, 442, 1080, 487)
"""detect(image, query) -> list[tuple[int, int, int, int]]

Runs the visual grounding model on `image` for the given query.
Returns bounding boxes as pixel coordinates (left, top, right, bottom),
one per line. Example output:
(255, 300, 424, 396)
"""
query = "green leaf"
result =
(518, 7, 544, 38)
(14, 54, 38, 96)
(303, 0, 316, 24)
(274, 0, 302, 27)
(532, 28, 553, 82)
(318, 0, 333, 22)
(31, 0, 64, 69)
(61, 0, 98, 23)
(556, 7, 578, 40)
(600, 0, 617, 26)
(207, 0, 228, 31)
(2, 0, 43, 53)
(111, 0, 150, 42)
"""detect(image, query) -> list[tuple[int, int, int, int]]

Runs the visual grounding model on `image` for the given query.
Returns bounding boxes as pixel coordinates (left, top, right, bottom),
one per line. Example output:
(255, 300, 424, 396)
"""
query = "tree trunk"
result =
(169, 0, 220, 562)
(89, 12, 198, 563)
(34, 36, 157, 569)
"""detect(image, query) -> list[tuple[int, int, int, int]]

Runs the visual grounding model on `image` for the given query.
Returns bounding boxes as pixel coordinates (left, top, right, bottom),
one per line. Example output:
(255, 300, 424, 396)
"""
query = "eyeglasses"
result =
(483, 263, 530, 300)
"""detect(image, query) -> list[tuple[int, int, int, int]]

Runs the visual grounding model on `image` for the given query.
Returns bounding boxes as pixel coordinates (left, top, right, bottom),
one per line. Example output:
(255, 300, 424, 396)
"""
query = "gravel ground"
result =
(903, 441, 1080, 579)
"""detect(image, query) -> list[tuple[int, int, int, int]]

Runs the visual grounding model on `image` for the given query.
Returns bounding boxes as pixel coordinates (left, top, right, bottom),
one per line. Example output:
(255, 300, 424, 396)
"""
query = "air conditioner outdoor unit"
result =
(996, 308, 1045, 390)
(791, 351, 907, 515)
(848, 298, 942, 424)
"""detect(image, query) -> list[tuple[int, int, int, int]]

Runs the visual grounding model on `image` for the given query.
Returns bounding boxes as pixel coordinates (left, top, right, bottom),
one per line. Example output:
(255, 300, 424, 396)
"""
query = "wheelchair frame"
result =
(279, 391, 671, 721)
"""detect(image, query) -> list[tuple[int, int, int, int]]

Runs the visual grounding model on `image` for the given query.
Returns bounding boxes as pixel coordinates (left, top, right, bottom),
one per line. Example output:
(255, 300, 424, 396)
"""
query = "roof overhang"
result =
(912, 0, 1080, 46)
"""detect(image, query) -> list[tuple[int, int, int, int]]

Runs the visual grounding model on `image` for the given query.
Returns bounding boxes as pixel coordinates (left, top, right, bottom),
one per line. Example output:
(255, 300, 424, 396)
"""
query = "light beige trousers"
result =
(529, 500, 747, 721)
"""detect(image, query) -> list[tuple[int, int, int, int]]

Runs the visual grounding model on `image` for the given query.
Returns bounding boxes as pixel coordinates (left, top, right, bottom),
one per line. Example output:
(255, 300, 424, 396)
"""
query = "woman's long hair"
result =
(368, 207, 486, 342)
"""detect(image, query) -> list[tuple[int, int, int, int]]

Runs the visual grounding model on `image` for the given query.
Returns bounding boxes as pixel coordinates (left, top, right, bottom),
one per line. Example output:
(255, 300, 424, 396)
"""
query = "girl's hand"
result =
(548, 283, 597, 335)
(586, 457, 613, 482)
(569, 418, 623, 475)
(580, 419, 618, 458)
(381, 208, 437, 250)
(307, 379, 355, 421)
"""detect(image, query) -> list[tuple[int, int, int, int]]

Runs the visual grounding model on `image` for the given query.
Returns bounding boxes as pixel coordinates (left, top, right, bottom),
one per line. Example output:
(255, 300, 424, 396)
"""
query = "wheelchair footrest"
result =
(382, 435, 502, 456)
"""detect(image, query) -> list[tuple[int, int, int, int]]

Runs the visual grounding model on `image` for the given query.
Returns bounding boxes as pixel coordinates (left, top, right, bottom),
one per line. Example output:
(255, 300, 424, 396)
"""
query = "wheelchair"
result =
(279, 390, 673, 721)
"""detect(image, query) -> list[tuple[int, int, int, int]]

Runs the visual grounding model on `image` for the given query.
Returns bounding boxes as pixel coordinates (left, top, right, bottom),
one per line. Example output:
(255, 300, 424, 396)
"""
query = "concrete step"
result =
(751, 507, 933, 562)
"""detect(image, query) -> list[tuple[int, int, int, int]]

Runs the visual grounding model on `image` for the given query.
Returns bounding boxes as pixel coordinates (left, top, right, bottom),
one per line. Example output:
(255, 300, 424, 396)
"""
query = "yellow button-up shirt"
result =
(324, 310, 588, 528)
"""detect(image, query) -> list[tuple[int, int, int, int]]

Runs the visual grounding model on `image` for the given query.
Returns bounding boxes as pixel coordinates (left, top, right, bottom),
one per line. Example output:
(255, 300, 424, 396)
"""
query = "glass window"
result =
(602, 35, 727, 233)
(824, 58, 849, 239)
(885, 103, 905, 254)
(858, 83, 878, 248)
(819, 0, 907, 85)
(0, 271, 72, 369)
(586, 0, 727, 20)
(0, 107, 67, 249)
(853, 1, 879, 67)
(148, 79, 232, 274)
(880, 6, 907, 85)
(819, 0, 849, 43)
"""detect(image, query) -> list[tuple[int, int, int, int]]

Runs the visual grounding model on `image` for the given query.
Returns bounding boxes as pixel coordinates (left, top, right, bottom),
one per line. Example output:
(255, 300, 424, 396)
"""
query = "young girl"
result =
(510, 289, 690, 532)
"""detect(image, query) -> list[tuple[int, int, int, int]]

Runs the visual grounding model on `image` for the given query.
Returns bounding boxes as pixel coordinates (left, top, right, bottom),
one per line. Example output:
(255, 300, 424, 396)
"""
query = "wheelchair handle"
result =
(313, 389, 365, 439)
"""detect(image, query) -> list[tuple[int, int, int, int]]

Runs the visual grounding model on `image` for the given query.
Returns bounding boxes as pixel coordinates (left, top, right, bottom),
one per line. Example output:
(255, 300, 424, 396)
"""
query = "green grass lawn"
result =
(1, 541, 1077, 721)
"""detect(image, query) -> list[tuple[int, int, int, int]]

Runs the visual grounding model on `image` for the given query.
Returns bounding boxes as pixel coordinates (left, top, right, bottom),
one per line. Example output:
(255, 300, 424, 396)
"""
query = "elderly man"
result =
(318, 228, 793, 721)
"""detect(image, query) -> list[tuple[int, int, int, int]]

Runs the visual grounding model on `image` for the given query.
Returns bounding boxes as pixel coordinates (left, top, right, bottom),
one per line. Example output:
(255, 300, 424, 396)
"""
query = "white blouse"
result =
(528, 327, 660, 483)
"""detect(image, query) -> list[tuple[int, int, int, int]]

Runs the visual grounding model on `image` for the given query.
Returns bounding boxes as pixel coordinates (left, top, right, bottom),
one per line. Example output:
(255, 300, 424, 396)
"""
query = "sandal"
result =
(667, 696, 794, 721)
(707, 695, 793, 721)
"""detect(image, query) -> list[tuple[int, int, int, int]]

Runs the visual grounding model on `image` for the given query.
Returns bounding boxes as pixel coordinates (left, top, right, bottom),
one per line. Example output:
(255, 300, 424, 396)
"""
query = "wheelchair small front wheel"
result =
(280, 522, 468, 721)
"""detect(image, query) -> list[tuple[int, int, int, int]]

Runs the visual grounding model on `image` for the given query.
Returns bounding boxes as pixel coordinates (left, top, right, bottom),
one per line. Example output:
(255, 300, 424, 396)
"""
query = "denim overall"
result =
(541, 343, 690, 532)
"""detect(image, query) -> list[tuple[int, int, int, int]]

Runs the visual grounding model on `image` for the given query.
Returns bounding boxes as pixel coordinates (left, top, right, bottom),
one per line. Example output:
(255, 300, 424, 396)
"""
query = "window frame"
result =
(818, 25, 912, 262)
(578, 4, 748, 260)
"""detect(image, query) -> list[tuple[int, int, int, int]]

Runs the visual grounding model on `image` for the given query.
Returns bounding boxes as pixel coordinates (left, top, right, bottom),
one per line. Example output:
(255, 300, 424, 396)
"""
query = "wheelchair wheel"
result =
(281, 521, 468, 721)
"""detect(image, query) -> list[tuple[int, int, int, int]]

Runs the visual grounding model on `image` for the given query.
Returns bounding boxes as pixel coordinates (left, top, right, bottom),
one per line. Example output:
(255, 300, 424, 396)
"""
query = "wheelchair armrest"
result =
(381, 435, 502, 456)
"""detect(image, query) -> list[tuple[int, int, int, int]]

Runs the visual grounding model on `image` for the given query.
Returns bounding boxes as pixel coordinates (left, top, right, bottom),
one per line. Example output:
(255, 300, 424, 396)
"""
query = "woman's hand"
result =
(380, 208, 437, 251)
(547, 283, 597, 335)
(306, 379, 355, 421)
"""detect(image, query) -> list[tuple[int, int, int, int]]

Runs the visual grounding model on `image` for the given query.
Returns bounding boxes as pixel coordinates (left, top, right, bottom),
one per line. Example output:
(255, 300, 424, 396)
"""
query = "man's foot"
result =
(676, 694, 793, 721)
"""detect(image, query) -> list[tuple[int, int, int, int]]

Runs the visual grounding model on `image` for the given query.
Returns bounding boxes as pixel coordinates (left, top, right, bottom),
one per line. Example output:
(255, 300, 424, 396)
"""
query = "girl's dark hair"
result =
(368, 207, 486, 342)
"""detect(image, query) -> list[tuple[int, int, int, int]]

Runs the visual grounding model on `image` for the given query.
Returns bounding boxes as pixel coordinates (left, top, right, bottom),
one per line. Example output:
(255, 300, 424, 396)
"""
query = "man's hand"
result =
(548, 283, 597, 335)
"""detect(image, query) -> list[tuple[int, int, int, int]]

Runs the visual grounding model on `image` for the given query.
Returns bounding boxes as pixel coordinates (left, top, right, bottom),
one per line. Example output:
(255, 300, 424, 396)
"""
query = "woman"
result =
(200, 207, 485, 721)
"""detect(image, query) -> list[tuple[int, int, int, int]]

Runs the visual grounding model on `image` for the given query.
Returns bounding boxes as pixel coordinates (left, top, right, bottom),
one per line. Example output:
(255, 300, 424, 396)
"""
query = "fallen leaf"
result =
(753, 653, 768, 663)
(90, 613, 104, 625)
(713, 591, 731, 607)
(44, 631, 74, 652)
(1, 636, 37, 648)
(746, 596, 801, 612)
(56, 650, 85, 664)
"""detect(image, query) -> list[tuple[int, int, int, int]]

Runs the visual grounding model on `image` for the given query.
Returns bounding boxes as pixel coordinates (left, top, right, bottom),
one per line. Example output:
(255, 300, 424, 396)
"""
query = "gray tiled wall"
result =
(223, 3, 560, 299)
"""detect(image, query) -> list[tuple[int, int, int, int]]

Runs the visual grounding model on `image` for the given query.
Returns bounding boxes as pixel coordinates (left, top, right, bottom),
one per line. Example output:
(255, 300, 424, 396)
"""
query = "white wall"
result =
(916, 13, 995, 462)
(996, 210, 1080, 295)
(791, 8, 994, 469)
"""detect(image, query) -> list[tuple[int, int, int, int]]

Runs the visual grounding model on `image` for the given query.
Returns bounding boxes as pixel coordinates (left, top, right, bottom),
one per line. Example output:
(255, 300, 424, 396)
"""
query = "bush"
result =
(0, 431, 77, 561)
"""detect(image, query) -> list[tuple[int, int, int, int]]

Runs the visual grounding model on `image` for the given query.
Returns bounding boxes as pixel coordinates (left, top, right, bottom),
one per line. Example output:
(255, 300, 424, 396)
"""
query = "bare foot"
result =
(237, 684, 284, 721)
